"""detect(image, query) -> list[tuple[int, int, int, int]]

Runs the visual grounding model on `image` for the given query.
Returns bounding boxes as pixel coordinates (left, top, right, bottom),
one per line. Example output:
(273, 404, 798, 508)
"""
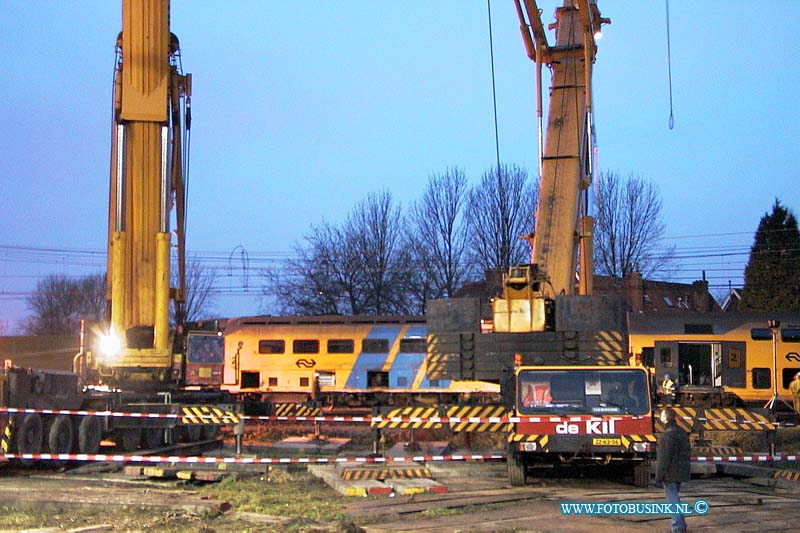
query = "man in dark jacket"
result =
(655, 407, 691, 533)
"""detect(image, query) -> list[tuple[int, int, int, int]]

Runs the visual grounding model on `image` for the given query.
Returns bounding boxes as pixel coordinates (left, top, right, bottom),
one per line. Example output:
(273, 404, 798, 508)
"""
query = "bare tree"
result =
(593, 171, 673, 278)
(466, 164, 538, 272)
(265, 190, 414, 315)
(407, 168, 471, 309)
(179, 256, 219, 322)
(25, 273, 106, 335)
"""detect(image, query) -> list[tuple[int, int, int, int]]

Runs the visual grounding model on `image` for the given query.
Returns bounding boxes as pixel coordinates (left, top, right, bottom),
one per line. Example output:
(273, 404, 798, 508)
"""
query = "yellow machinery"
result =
(493, 0, 607, 333)
(78, 0, 193, 385)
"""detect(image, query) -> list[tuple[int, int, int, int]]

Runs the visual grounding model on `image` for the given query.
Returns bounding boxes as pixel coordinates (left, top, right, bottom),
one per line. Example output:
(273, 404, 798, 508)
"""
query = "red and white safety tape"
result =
(1, 452, 506, 464)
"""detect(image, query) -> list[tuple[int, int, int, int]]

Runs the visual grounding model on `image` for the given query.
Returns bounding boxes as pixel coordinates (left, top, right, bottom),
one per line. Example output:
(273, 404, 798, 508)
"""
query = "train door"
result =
(654, 341, 716, 386)
(720, 341, 746, 388)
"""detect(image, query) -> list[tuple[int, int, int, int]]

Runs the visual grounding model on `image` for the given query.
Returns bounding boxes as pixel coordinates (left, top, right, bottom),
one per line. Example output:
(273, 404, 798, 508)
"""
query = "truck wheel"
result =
(507, 452, 527, 486)
(77, 416, 102, 454)
(113, 428, 142, 452)
(200, 424, 220, 440)
(179, 424, 202, 443)
(631, 460, 651, 487)
(16, 414, 43, 457)
(47, 415, 75, 455)
(141, 428, 163, 450)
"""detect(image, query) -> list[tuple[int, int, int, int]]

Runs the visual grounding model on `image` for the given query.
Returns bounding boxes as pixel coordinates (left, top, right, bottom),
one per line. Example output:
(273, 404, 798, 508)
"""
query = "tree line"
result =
(25, 165, 798, 336)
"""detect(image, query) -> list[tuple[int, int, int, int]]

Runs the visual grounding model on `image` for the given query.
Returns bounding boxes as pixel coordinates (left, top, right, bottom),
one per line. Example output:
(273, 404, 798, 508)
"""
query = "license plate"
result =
(592, 438, 621, 446)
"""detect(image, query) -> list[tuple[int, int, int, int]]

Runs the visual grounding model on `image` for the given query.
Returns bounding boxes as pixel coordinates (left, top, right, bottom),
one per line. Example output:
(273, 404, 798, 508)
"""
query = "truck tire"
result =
(77, 416, 102, 454)
(15, 414, 43, 456)
(113, 428, 142, 452)
(47, 415, 75, 455)
(179, 424, 202, 443)
(631, 460, 651, 487)
(200, 424, 220, 440)
(141, 428, 163, 450)
(507, 451, 527, 486)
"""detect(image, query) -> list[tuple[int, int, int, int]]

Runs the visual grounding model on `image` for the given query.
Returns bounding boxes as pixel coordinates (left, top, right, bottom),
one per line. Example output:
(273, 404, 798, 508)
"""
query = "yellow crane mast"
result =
(494, 0, 607, 332)
(88, 0, 191, 385)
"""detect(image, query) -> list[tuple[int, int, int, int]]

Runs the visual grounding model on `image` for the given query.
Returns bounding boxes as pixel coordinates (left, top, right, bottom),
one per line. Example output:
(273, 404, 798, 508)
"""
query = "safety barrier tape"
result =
(0, 406, 779, 427)
(1, 452, 506, 464)
(4, 452, 799, 464)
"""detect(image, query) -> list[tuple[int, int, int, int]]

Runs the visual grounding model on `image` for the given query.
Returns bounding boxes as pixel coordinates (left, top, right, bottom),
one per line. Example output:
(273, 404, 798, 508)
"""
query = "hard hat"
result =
(664, 373, 672, 379)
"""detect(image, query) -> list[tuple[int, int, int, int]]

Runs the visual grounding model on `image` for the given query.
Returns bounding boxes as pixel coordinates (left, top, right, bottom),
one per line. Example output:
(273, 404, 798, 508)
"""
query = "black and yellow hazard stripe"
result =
(372, 407, 443, 429)
(272, 403, 321, 418)
(0, 414, 12, 453)
(446, 405, 511, 433)
(180, 405, 239, 425)
(340, 466, 432, 481)
(772, 469, 800, 482)
(620, 434, 657, 450)
(692, 446, 743, 457)
(655, 406, 774, 433)
(508, 433, 549, 451)
(594, 330, 627, 365)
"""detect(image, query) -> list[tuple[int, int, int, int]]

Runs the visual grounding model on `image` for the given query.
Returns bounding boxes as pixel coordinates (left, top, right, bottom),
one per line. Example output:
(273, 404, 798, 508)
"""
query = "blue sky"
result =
(1, 1, 799, 333)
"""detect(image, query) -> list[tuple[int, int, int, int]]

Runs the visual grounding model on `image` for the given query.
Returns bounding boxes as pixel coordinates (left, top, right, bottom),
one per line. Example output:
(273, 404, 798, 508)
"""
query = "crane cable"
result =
(666, 0, 675, 129)
(487, 0, 501, 171)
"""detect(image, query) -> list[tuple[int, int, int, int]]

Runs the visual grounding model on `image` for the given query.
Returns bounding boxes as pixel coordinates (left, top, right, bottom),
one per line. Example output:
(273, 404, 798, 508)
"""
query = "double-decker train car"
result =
(221, 315, 500, 408)
(629, 311, 800, 407)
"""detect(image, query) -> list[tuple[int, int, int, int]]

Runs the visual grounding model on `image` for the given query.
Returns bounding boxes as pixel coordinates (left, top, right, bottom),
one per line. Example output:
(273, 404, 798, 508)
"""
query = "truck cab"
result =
(507, 365, 655, 486)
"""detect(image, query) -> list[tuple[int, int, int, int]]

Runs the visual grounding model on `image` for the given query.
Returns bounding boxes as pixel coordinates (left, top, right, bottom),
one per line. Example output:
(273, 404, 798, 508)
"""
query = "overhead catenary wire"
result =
(665, 0, 675, 129)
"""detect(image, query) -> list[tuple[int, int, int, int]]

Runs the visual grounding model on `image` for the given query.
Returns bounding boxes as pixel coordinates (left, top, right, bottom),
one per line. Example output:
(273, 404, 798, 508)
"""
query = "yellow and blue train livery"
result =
(221, 315, 499, 407)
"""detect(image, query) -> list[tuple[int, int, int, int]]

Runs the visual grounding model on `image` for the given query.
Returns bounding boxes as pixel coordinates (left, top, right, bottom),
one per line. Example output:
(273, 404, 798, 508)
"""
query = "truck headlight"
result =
(522, 442, 539, 452)
(632, 442, 651, 452)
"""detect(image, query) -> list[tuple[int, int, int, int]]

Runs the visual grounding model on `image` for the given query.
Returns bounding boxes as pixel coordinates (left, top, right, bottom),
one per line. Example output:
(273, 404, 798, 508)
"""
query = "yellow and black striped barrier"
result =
(272, 403, 322, 418)
(655, 407, 774, 433)
(1, 414, 12, 453)
(340, 466, 432, 481)
(446, 405, 511, 433)
(371, 407, 444, 429)
(180, 405, 239, 425)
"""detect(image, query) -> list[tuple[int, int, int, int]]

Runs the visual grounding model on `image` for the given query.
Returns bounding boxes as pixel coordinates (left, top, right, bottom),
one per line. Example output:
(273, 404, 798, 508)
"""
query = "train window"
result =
(781, 329, 800, 342)
(751, 328, 773, 341)
(293, 339, 319, 354)
(399, 338, 426, 353)
(362, 339, 390, 353)
(752, 368, 771, 389)
(327, 339, 354, 354)
(685, 324, 713, 334)
(259, 340, 285, 354)
(659, 346, 673, 366)
(782, 368, 800, 389)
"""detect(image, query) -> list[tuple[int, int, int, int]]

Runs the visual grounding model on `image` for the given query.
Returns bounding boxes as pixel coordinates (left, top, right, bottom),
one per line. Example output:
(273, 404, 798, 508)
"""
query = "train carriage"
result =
(222, 315, 499, 408)
(629, 311, 800, 406)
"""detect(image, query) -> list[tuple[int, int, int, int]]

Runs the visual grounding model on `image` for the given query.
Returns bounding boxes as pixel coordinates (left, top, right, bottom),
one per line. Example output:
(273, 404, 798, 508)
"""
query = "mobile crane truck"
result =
(1, 0, 233, 461)
(426, 0, 655, 486)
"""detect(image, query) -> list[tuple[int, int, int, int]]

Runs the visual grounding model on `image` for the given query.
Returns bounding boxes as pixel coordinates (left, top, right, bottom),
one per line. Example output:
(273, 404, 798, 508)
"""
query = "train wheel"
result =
(16, 414, 43, 462)
(47, 415, 75, 455)
(141, 428, 163, 450)
(507, 450, 527, 486)
(113, 428, 142, 452)
(179, 424, 202, 443)
(77, 416, 102, 454)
